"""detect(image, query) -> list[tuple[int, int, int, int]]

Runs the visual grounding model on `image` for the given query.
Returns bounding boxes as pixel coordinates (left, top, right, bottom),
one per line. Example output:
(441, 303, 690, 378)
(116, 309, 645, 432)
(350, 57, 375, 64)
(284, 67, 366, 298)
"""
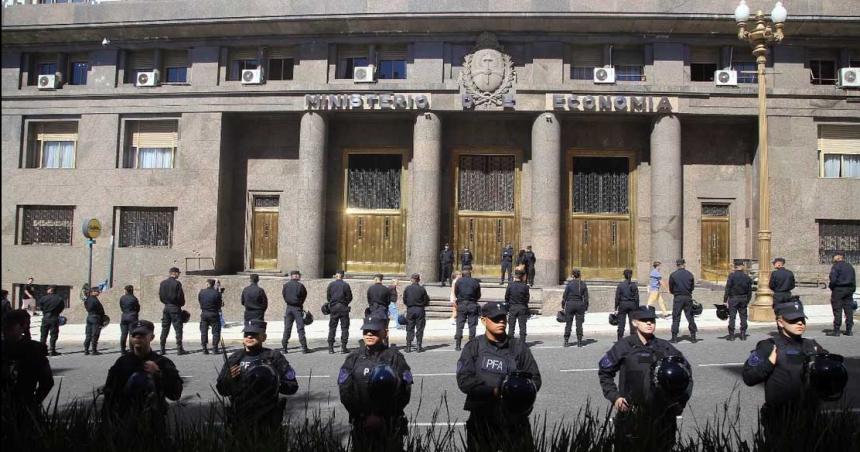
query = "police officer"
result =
(158, 266, 187, 355)
(827, 251, 856, 337)
(769, 257, 796, 306)
(338, 315, 413, 450)
(454, 268, 482, 351)
(240, 273, 268, 322)
(366, 273, 393, 320)
(742, 301, 829, 442)
(119, 285, 140, 355)
(461, 247, 474, 270)
(198, 279, 223, 354)
(83, 287, 105, 356)
(2, 310, 54, 421)
(282, 270, 309, 354)
(614, 269, 639, 341)
(724, 261, 753, 341)
(440, 243, 455, 287)
(669, 259, 697, 343)
(456, 302, 541, 451)
(598, 306, 692, 450)
(38, 286, 65, 356)
(403, 273, 429, 353)
(216, 319, 299, 431)
(1, 289, 12, 318)
(562, 269, 589, 347)
(505, 269, 530, 343)
(326, 270, 353, 354)
(523, 245, 537, 286)
(500, 244, 514, 284)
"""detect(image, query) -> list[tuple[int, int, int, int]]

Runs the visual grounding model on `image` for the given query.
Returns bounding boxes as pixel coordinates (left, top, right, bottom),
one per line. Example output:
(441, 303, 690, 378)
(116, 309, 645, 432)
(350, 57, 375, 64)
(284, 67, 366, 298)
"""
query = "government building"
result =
(1, 1, 858, 314)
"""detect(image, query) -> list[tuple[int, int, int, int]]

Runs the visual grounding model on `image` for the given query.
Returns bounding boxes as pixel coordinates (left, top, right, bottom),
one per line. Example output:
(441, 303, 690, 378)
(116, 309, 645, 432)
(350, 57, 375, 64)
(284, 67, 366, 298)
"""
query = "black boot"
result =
(455, 340, 462, 351)
(827, 329, 841, 337)
(563, 336, 570, 347)
(406, 343, 413, 353)
(328, 342, 335, 354)
(160, 346, 166, 355)
(84, 349, 90, 355)
(177, 342, 189, 355)
(91, 342, 101, 356)
(690, 332, 697, 343)
(203, 346, 210, 355)
(341, 342, 349, 354)
(727, 331, 735, 341)
(740, 330, 747, 341)
(577, 336, 583, 347)
(50, 349, 61, 357)
(845, 328, 853, 336)
(671, 334, 679, 343)
(301, 340, 311, 354)
(283, 342, 289, 353)
(417, 342, 424, 353)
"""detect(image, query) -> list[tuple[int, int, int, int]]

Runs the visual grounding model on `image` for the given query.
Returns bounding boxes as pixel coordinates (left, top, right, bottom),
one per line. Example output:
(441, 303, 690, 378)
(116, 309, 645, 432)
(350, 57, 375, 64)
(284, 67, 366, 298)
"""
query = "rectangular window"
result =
(163, 50, 188, 83)
(732, 62, 757, 84)
(28, 53, 58, 85)
(337, 45, 369, 79)
(570, 45, 603, 80)
(124, 120, 178, 169)
(19, 206, 74, 245)
(37, 62, 57, 76)
(229, 48, 258, 81)
(572, 157, 629, 214)
(125, 50, 154, 84)
(377, 46, 407, 80)
(267, 47, 294, 81)
(819, 220, 860, 264)
(119, 207, 175, 248)
(689, 47, 719, 82)
(810, 60, 837, 85)
(69, 61, 88, 85)
(819, 124, 860, 178)
(613, 47, 645, 81)
(347, 154, 402, 209)
(26, 121, 77, 169)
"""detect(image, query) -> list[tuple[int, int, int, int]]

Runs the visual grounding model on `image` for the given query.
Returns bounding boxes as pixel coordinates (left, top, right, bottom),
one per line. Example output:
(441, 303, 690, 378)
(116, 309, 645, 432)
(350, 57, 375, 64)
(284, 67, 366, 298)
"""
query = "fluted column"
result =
(297, 112, 327, 278)
(650, 114, 683, 266)
(531, 113, 562, 286)
(407, 113, 442, 280)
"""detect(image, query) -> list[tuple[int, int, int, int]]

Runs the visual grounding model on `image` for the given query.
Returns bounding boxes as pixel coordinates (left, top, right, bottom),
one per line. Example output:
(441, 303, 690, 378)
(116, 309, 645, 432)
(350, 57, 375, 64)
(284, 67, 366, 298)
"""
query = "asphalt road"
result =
(43, 327, 859, 442)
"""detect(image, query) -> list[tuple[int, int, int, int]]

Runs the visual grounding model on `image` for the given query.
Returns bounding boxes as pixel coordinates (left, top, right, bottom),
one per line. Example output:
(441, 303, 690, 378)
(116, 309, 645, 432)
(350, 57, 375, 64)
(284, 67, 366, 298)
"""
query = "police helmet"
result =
(714, 304, 729, 321)
(303, 311, 314, 325)
(608, 312, 619, 326)
(180, 310, 191, 324)
(556, 311, 566, 323)
(501, 371, 538, 417)
(691, 300, 703, 316)
(123, 371, 156, 399)
(58, 315, 67, 326)
(651, 356, 692, 400)
(243, 362, 280, 399)
(806, 353, 848, 401)
(397, 314, 408, 326)
(321, 303, 331, 315)
(100, 315, 111, 327)
(367, 364, 400, 401)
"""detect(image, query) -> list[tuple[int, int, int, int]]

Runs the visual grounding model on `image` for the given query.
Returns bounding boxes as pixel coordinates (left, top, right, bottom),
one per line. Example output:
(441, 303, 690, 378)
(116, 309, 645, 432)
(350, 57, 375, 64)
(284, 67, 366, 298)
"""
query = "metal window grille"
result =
(572, 157, 629, 214)
(20, 206, 73, 245)
(458, 155, 515, 212)
(702, 204, 729, 217)
(819, 220, 860, 264)
(254, 196, 279, 208)
(347, 154, 401, 209)
(119, 208, 174, 248)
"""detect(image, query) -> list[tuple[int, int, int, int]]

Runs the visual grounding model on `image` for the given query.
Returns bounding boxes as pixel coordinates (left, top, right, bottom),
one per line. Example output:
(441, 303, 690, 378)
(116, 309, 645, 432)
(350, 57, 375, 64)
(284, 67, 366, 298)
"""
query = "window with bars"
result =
(702, 204, 729, 217)
(25, 121, 77, 169)
(458, 155, 515, 212)
(119, 207, 175, 248)
(613, 47, 645, 82)
(572, 157, 629, 214)
(19, 206, 74, 245)
(347, 154, 402, 209)
(123, 120, 178, 169)
(254, 196, 279, 208)
(819, 220, 860, 264)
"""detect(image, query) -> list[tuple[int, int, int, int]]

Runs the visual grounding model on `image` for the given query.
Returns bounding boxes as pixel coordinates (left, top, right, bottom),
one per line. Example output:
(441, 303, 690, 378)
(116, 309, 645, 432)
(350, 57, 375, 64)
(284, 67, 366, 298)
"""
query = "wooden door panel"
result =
(567, 217, 631, 279)
(344, 213, 405, 274)
(456, 215, 516, 276)
(701, 218, 730, 282)
(251, 211, 278, 270)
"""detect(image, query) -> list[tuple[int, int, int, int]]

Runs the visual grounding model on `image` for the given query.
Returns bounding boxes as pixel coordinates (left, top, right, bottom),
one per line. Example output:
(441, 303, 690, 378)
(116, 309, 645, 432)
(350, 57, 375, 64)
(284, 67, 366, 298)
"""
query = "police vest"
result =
(765, 337, 820, 408)
(466, 338, 530, 416)
(347, 348, 403, 416)
(618, 341, 666, 407)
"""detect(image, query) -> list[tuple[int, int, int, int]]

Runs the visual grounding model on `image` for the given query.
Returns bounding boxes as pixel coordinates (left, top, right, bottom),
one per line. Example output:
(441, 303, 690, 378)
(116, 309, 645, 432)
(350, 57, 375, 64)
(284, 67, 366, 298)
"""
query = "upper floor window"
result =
(125, 50, 154, 84)
(18, 206, 74, 246)
(377, 46, 407, 80)
(336, 45, 368, 79)
(163, 50, 189, 84)
(819, 124, 860, 179)
(612, 46, 645, 82)
(68, 52, 89, 86)
(27, 53, 58, 86)
(25, 121, 77, 169)
(731, 48, 757, 84)
(689, 46, 719, 82)
(267, 47, 295, 81)
(228, 48, 258, 81)
(570, 45, 602, 80)
(123, 120, 178, 169)
(808, 48, 839, 85)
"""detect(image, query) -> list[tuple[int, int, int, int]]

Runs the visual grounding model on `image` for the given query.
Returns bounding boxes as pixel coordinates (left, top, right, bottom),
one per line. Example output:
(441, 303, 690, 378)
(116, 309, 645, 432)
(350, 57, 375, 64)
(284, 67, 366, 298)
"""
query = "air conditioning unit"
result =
(241, 68, 263, 85)
(838, 67, 859, 88)
(714, 69, 738, 86)
(37, 74, 59, 90)
(136, 70, 160, 87)
(593, 66, 615, 84)
(353, 65, 376, 83)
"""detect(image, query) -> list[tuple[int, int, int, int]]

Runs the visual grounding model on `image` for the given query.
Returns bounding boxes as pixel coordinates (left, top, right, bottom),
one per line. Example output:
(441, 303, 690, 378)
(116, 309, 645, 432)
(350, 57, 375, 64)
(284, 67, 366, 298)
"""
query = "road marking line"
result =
(532, 346, 564, 349)
(560, 368, 599, 373)
(181, 375, 194, 379)
(697, 363, 744, 368)
(413, 373, 457, 377)
(410, 422, 466, 427)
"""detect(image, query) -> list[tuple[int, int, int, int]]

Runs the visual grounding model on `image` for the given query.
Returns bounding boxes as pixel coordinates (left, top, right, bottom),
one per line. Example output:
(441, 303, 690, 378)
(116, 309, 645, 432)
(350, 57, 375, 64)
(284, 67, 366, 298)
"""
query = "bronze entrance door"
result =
(566, 154, 634, 280)
(342, 152, 406, 274)
(701, 205, 731, 282)
(454, 153, 519, 277)
(251, 195, 279, 270)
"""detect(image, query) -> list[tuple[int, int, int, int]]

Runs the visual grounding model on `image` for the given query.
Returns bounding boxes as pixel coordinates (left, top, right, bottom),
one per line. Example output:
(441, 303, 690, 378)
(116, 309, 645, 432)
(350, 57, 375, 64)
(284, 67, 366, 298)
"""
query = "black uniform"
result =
(0, 296, 11, 318)
(102, 350, 183, 423)
(724, 270, 753, 336)
(240, 283, 268, 322)
(38, 293, 65, 352)
(403, 282, 430, 349)
(326, 279, 353, 348)
(1, 336, 54, 416)
(562, 279, 589, 343)
(500, 246, 514, 283)
(769, 267, 796, 305)
(198, 287, 223, 349)
(440, 248, 455, 286)
(366, 283, 393, 319)
(461, 250, 474, 270)
(598, 335, 691, 449)
(828, 260, 856, 334)
(669, 268, 697, 338)
(158, 277, 186, 349)
(119, 294, 141, 352)
(282, 280, 309, 350)
(338, 341, 412, 450)
(216, 347, 299, 430)
(522, 250, 537, 286)
(83, 295, 105, 353)
(614, 280, 640, 338)
(455, 277, 482, 343)
(505, 281, 530, 340)
(456, 334, 541, 451)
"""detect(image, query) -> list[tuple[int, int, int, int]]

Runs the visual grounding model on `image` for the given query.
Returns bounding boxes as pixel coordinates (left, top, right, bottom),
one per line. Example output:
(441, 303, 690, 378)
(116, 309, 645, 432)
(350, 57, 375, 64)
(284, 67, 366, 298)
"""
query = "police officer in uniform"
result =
(562, 269, 589, 347)
(84, 287, 105, 356)
(598, 306, 692, 450)
(403, 273, 429, 353)
(461, 247, 474, 270)
(500, 244, 514, 285)
(724, 261, 753, 341)
(241, 273, 268, 322)
(827, 251, 856, 336)
(454, 268, 482, 351)
(119, 285, 141, 355)
(366, 274, 393, 320)
(505, 269, 530, 343)
(669, 259, 697, 343)
(38, 286, 65, 356)
(2, 310, 54, 425)
(198, 279, 223, 354)
(614, 269, 640, 341)
(0, 290, 12, 318)
(282, 270, 310, 354)
(338, 315, 413, 450)
(217, 319, 299, 431)
(457, 302, 542, 451)
(326, 270, 353, 354)
(440, 243, 455, 287)
(158, 266, 187, 355)
(769, 257, 796, 306)
(523, 245, 537, 286)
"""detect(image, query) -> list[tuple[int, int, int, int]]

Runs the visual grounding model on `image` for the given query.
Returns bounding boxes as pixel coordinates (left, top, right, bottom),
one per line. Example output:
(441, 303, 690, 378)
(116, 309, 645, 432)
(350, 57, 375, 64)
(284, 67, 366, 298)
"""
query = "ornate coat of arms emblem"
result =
(459, 32, 516, 109)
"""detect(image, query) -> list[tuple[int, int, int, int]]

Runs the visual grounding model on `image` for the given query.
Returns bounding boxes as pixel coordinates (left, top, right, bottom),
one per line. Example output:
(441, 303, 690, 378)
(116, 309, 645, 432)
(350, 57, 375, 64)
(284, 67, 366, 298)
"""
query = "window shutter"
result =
(36, 122, 78, 142)
(732, 48, 754, 63)
(133, 121, 178, 149)
(35, 53, 56, 66)
(819, 125, 860, 155)
(269, 47, 294, 60)
(128, 50, 154, 71)
(571, 46, 602, 67)
(231, 48, 258, 61)
(807, 48, 839, 61)
(614, 47, 644, 66)
(378, 46, 407, 60)
(69, 52, 88, 64)
(338, 44, 367, 59)
(163, 50, 187, 69)
(689, 47, 718, 64)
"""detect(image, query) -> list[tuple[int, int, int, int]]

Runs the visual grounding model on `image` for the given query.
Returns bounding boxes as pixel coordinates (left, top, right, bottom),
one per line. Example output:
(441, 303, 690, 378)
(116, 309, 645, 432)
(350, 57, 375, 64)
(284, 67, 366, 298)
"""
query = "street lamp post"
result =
(734, 1, 787, 321)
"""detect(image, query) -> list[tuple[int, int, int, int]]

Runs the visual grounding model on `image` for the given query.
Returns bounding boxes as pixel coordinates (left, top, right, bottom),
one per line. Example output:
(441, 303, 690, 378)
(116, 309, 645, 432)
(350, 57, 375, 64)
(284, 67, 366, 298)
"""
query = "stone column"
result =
(407, 113, 442, 280)
(650, 114, 683, 266)
(531, 113, 562, 286)
(297, 112, 327, 278)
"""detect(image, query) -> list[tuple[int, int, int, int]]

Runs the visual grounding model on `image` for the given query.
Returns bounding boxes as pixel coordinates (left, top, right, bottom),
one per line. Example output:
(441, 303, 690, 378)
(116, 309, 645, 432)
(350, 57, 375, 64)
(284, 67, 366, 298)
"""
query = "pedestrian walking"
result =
(724, 261, 753, 341)
(198, 279, 223, 354)
(505, 269, 530, 343)
(240, 273, 268, 322)
(647, 261, 670, 318)
(403, 273, 429, 353)
(38, 286, 65, 356)
(83, 287, 105, 355)
(282, 270, 310, 354)
(562, 269, 589, 347)
(614, 269, 640, 340)
(449, 270, 462, 324)
(827, 251, 856, 336)
(440, 243, 455, 287)
(500, 244, 514, 284)
(388, 279, 402, 330)
(769, 257, 796, 306)
(460, 247, 474, 271)
(119, 285, 141, 354)
(523, 245, 537, 286)
(326, 270, 353, 354)
(669, 259, 697, 343)
(158, 267, 187, 355)
(22, 277, 37, 316)
(454, 268, 481, 351)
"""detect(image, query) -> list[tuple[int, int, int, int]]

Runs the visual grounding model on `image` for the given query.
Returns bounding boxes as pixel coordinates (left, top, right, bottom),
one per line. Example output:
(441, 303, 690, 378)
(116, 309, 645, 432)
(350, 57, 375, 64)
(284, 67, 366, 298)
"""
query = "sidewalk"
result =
(29, 305, 838, 345)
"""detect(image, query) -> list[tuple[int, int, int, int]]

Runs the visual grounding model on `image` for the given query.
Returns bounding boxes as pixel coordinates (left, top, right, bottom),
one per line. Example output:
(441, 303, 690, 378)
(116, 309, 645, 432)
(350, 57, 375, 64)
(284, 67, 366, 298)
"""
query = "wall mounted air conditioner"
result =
(353, 65, 376, 83)
(136, 70, 160, 87)
(838, 67, 859, 88)
(37, 74, 59, 90)
(714, 69, 738, 86)
(241, 68, 263, 85)
(593, 66, 615, 84)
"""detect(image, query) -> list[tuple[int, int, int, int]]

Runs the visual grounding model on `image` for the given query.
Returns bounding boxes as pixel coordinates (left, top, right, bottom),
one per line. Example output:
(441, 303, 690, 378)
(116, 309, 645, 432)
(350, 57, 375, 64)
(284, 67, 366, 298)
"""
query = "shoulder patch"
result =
(746, 351, 762, 367)
(402, 370, 413, 385)
(599, 354, 614, 369)
(337, 367, 351, 385)
(285, 367, 296, 381)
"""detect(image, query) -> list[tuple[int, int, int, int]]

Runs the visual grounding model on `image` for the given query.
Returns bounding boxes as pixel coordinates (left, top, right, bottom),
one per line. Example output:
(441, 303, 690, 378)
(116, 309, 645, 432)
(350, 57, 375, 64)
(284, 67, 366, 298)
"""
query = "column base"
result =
(749, 290, 775, 322)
